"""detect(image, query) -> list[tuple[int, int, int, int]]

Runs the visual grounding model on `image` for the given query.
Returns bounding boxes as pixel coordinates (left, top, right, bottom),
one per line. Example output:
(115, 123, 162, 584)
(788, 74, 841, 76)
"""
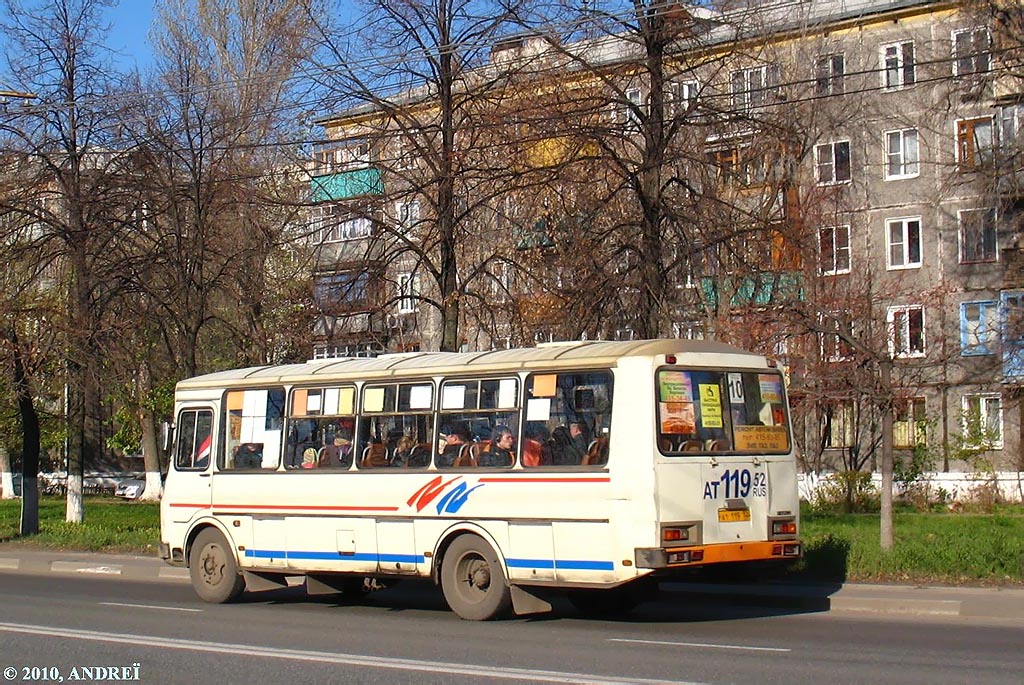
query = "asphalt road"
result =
(0, 573, 1021, 685)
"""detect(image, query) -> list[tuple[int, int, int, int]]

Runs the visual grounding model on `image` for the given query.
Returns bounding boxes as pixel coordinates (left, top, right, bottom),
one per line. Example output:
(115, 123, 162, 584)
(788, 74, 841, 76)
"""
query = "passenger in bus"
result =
(437, 423, 471, 468)
(569, 420, 591, 455)
(301, 447, 319, 468)
(389, 435, 416, 467)
(479, 425, 514, 467)
(550, 425, 584, 465)
(234, 442, 263, 469)
(320, 436, 352, 468)
(521, 425, 549, 467)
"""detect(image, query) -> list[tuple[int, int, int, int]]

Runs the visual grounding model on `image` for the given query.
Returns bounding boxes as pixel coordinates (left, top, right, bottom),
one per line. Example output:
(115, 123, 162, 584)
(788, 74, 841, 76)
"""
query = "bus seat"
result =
(453, 444, 477, 468)
(706, 439, 731, 451)
(681, 440, 703, 452)
(522, 439, 544, 467)
(583, 437, 609, 465)
(361, 443, 388, 468)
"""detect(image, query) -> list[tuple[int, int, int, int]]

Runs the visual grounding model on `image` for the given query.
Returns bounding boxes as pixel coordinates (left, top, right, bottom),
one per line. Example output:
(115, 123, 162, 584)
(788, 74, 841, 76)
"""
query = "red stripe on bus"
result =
(169, 503, 212, 508)
(215, 504, 400, 512)
(477, 477, 611, 483)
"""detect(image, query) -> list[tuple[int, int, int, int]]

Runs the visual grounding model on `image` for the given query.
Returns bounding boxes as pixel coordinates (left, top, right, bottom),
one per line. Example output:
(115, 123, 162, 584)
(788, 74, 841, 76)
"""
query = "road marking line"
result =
(0, 622, 702, 684)
(610, 638, 790, 653)
(98, 602, 203, 613)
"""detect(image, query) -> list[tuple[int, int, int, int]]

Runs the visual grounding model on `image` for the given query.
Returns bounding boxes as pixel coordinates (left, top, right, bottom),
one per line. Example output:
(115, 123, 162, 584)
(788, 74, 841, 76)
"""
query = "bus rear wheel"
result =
(189, 528, 245, 603)
(440, 535, 511, 621)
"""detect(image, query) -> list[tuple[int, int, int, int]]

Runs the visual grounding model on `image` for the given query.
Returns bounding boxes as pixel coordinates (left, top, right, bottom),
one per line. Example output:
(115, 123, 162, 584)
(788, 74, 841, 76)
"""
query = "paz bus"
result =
(159, 339, 801, 620)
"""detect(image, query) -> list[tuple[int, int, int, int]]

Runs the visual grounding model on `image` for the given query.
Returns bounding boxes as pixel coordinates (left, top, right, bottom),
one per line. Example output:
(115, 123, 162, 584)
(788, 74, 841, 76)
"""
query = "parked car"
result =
(114, 476, 146, 499)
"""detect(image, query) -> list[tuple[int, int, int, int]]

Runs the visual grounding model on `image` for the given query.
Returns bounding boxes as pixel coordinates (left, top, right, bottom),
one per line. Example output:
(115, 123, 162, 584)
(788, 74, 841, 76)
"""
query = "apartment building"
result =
(307, 0, 1023, 469)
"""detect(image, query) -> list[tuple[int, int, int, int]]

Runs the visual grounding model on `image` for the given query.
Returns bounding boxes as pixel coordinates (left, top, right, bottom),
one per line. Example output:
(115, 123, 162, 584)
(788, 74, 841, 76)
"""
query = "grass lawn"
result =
(1, 497, 1022, 585)
(0, 496, 160, 554)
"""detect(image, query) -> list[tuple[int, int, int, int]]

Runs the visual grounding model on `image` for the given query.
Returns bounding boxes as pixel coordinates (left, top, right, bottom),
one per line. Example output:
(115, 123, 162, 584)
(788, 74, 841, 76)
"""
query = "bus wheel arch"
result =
(188, 525, 245, 603)
(438, 533, 512, 621)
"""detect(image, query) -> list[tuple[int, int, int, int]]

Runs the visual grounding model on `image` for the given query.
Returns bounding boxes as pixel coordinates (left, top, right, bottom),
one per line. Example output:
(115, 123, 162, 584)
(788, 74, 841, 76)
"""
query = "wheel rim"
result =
(454, 550, 491, 604)
(199, 542, 227, 588)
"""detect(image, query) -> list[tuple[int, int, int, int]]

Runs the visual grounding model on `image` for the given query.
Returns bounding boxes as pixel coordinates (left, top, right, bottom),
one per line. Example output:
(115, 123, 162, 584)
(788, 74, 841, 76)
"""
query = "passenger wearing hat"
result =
(436, 422, 471, 468)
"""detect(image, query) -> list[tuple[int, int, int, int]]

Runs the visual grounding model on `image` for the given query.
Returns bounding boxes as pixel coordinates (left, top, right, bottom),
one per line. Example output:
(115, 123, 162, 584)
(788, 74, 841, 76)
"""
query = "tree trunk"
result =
(137, 365, 163, 502)
(879, 359, 894, 550)
(11, 326, 40, 536)
(0, 446, 14, 500)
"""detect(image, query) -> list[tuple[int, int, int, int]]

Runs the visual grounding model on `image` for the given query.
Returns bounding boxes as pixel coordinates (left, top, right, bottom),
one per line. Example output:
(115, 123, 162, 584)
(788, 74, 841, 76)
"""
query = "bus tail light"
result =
(772, 520, 797, 536)
(661, 522, 700, 544)
(663, 527, 689, 542)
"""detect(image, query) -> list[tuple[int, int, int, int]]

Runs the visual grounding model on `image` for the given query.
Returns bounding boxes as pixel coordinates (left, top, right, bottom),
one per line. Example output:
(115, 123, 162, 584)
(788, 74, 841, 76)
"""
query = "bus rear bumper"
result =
(635, 540, 802, 569)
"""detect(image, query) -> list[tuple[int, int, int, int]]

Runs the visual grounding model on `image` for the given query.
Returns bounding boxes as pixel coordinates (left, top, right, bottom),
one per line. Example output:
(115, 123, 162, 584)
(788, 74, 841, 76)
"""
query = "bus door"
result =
(166, 406, 215, 527)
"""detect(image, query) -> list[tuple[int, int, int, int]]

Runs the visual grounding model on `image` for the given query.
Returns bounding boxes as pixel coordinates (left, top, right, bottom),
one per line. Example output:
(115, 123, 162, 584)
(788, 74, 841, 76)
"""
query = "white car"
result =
(114, 476, 146, 499)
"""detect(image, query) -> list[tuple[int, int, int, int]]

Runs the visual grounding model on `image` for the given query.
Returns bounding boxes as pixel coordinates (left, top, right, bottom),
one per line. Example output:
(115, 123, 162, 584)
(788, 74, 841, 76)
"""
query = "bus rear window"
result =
(657, 369, 790, 455)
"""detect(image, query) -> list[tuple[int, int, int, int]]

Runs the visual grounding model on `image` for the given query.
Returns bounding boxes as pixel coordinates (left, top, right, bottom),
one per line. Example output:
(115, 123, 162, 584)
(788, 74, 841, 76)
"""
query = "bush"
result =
(808, 471, 880, 514)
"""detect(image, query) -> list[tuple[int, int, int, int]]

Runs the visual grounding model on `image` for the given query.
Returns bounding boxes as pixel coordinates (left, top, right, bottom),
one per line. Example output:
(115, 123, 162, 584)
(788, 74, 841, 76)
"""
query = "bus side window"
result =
(175, 409, 213, 470)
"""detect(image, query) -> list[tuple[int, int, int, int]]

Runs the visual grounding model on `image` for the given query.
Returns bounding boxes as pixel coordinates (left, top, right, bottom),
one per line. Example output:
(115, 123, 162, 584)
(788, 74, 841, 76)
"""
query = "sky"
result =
(103, 1, 156, 72)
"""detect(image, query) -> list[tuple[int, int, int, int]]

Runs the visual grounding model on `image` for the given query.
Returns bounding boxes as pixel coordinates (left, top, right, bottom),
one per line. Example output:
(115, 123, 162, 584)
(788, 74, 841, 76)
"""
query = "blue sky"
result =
(104, 1, 156, 71)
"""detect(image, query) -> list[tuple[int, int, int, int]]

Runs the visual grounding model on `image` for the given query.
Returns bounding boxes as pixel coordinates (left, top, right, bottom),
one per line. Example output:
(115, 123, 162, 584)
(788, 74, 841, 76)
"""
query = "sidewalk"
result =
(1, 544, 1022, 622)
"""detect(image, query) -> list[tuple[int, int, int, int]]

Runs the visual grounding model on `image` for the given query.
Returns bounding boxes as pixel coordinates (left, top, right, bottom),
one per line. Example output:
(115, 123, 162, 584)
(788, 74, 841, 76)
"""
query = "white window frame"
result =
(396, 272, 420, 314)
(730, 64, 781, 113)
(815, 140, 851, 185)
(818, 224, 851, 275)
(886, 217, 922, 270)
(958, 207, 998, 263)
(952, 27, 992, 77)
(881, 41, 916, 90)
(825, 402, 855, 449)
(887, 304, 926, 358)
(815, 53, 845, 97)
(961, 393, 1003, 449)
(621, 87, 643, 124)
(673, 79, 699, 118)
(395, 199, 421, 233)
(884, 128, 920, 179)
(893, 397, 927, 448)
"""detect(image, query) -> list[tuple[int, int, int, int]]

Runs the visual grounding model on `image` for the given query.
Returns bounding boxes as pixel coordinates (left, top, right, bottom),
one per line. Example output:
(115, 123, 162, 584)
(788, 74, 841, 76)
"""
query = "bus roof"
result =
(176, 339, 769, 390)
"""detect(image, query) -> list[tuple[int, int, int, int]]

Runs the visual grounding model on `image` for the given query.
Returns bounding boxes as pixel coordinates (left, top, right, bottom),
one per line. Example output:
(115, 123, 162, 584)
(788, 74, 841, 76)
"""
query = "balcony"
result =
(700, 272, 804, 309)
(311, 168, 383, 202)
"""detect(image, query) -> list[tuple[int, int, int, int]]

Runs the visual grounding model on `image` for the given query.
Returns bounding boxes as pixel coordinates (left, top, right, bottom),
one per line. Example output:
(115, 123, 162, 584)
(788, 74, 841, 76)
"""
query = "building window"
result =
(730, 64, 781, 113)
(396, 272, 419, 314)
(959, 208, 997, 263)
(819, 224, 851, 275)
(953, 27, 991, 76)
(314, 272, 370, 311)
(881, 41, 916, 89)
(815, 53, 845, 96)
(956, 117, 994, 170)
(888, 305, 926, 358)
(815, 141, 851, 184)
(962, 394, 1002, 449)
(317, 209, 372, 243)
(960, 300, 998, 356)
(396, 199, 420, 233)
(824, 402, 854, 448)
(885, 129, 919, 179)
(999, 103, 1023, 147)
(887, 217, 922, 269)
(672, 80, 699, 118)
(893, 398, 927, 448)
(672, 321, 705, 340)
(621, 87, 642, 124)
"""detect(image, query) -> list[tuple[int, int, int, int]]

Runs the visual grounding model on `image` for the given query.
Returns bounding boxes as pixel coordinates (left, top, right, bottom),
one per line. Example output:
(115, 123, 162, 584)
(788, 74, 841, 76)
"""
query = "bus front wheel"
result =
(440, 535, 511, 621)
(189, 528, 245, 603)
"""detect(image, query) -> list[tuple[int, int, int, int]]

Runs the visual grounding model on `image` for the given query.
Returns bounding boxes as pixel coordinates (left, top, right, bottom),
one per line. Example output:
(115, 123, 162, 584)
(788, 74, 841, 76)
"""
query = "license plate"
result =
(718, 508, 751, 523)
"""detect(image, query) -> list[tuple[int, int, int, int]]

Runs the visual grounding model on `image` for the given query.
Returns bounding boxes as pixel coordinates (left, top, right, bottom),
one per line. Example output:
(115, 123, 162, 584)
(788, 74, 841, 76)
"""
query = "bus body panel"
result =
(160, 340, 801, 614)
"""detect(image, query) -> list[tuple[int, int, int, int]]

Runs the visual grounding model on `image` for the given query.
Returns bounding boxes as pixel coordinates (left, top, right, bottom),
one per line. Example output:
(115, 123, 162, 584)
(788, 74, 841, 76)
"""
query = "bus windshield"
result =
(656, 368, 790, 455)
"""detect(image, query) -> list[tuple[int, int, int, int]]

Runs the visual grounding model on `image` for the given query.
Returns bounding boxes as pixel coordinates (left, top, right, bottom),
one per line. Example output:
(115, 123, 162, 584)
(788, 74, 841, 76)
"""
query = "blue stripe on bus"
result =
(506, 558, 615, 571)
(244, 549, 424, 564)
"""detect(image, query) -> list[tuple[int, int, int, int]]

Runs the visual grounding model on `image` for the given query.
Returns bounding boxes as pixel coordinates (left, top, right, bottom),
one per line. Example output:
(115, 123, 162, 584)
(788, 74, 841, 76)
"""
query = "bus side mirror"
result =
(161, 421, 173, 453)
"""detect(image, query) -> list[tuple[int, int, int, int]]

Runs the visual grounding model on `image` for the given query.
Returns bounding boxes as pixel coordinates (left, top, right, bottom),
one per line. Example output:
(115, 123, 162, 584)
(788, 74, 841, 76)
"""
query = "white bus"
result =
(160, 339, 801, 620)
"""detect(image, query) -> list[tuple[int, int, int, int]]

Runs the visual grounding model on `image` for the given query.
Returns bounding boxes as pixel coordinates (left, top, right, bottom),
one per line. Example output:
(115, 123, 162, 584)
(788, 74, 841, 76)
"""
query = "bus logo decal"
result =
(407, 476, 460, 512)
(435, 481, 484, 514)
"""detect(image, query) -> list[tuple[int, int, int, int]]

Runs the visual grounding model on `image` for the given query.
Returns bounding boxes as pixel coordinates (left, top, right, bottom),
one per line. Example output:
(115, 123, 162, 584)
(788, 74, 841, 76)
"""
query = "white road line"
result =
(0, 622, 702, 684)
(609, 638, 790, 653)
(98, 602, 203, 613)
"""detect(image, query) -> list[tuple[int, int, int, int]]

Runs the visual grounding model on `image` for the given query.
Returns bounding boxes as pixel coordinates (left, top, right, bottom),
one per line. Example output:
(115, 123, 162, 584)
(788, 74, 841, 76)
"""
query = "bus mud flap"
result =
(510, 585, 552, 616)
(243, 570, 288, 592)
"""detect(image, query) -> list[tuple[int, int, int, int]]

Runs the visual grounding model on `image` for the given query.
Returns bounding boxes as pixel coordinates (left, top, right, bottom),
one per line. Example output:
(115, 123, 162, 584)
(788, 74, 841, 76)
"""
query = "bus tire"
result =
(189, 528, 245, 603)
(440, 535, 511, 621)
